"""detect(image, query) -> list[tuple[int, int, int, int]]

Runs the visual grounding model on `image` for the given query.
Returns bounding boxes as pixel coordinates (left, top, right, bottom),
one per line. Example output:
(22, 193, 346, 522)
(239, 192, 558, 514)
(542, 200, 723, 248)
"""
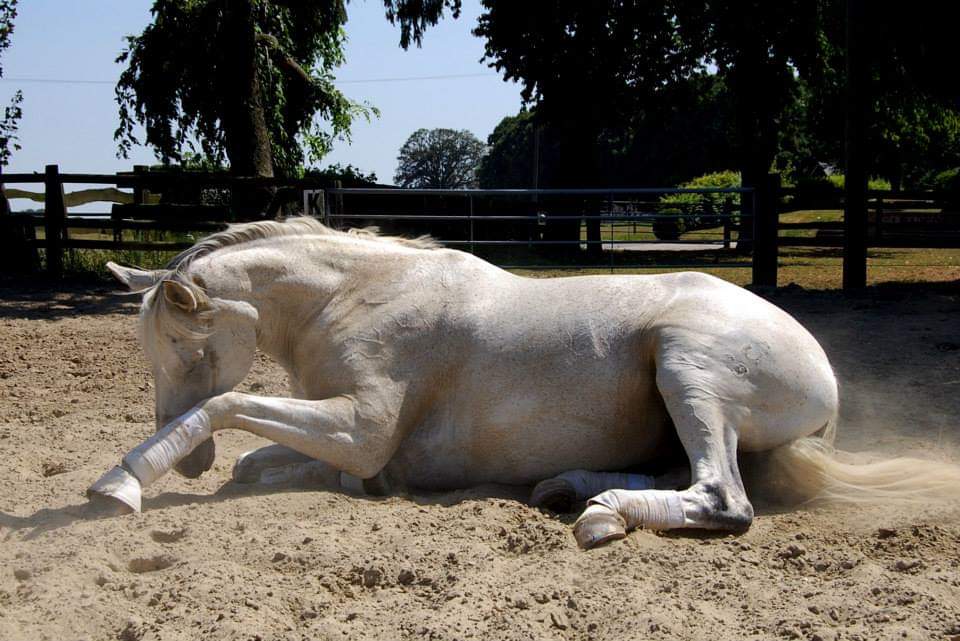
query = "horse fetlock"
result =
(573, 504, 627, 550)
(685, 482, 754, 531)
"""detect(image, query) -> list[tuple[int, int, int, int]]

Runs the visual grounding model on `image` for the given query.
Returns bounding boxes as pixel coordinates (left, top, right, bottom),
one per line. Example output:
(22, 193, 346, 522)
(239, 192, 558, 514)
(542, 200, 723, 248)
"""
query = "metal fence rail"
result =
(315, 186, 756, 271)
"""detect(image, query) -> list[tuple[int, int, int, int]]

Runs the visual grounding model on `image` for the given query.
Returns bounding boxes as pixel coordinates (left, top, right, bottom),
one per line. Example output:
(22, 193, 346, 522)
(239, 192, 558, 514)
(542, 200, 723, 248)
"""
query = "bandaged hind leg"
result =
(573, 362, 754, 549)
(529, 470, 655, 510)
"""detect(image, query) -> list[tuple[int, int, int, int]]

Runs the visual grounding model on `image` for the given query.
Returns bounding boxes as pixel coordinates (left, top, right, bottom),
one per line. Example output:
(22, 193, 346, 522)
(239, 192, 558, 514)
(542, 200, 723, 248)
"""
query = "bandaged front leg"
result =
(122, 407, 212, 486)
(573, 489, 686, 550)
(87, 407, 211, 513)
(530, 469, 654, 510)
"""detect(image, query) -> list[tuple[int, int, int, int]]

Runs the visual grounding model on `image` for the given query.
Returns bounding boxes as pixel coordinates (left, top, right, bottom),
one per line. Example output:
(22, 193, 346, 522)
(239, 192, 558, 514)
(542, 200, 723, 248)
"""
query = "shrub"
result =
(653, 171, 740, 240)
(924, 167, 960, 192)
(651, 208, 686, 240)
(660, 170, 741, 210)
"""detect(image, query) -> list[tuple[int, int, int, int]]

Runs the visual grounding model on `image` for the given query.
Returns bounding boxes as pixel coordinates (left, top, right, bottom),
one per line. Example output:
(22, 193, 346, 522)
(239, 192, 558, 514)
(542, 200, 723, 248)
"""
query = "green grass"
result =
(509, 245, 960, 290)
(516, 210, 960, 289)
(35, 225, 190, 276)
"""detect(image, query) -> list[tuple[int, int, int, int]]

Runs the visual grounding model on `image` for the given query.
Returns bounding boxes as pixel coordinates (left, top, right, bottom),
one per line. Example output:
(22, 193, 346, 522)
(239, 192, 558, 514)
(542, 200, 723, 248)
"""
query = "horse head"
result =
(107, 261, 259, 478)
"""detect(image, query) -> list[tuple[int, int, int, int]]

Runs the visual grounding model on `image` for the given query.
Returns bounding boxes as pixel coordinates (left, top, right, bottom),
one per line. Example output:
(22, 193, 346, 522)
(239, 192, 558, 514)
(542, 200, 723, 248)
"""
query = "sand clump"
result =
(0, 280, 959, 640)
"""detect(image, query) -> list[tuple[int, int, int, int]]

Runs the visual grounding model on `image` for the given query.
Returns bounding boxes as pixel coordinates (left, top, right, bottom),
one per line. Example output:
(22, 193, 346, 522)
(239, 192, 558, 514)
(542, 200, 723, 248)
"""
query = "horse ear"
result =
(106, 261, 162, 292)
(162, 280, 199, 312)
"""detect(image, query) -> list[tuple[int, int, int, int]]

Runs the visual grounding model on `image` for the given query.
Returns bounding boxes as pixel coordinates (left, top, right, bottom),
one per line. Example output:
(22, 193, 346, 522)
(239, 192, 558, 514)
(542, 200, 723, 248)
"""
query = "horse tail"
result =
(754, 419, 960, 505)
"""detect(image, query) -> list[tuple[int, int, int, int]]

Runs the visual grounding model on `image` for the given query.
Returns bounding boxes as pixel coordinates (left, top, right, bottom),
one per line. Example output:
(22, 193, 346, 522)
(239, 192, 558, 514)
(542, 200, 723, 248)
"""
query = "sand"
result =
(1, 278, 959, 641)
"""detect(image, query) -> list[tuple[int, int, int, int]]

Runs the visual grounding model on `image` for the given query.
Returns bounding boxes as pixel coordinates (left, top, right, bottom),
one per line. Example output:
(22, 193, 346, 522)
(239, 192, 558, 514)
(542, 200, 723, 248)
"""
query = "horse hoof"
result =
(232, 450, 260, 484)
(86, 465, 141, 513)
(573, 505, 626, 550)
(530, 477, 577, 512)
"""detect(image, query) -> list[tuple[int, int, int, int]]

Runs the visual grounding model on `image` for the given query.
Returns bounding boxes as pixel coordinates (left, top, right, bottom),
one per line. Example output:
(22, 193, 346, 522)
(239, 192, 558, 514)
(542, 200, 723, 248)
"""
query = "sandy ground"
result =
(1, 277, 959, 641)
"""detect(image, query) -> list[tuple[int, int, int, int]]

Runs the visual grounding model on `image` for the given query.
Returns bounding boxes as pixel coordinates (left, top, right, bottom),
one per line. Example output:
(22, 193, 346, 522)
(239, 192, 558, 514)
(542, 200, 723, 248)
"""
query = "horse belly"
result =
(390, 374, 672, 490)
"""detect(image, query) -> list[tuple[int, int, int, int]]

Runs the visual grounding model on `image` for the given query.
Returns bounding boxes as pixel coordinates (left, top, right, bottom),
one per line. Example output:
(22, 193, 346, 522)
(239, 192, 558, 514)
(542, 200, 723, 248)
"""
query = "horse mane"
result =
(140, 217, 440, 348)
(167, 216, 439, 273)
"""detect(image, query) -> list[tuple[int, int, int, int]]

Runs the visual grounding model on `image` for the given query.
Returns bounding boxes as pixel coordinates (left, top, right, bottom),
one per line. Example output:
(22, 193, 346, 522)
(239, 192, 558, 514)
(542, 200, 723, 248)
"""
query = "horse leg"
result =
(573, 363, 753, 549)
(530, 470, 656, 512)
(233, 444, 315, 483)
(89, 391, 401, 511)
(233, 443, 390, 494)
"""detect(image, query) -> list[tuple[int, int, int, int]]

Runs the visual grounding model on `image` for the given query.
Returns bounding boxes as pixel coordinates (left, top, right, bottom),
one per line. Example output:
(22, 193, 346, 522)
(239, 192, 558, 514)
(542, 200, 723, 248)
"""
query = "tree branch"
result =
(256, 32, 313, 87)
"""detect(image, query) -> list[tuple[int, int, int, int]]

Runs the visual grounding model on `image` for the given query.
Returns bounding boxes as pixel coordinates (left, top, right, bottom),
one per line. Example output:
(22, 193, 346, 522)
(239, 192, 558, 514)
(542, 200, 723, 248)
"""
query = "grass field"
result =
(30, 211, 960, 290)
(524, 210, 960, 289)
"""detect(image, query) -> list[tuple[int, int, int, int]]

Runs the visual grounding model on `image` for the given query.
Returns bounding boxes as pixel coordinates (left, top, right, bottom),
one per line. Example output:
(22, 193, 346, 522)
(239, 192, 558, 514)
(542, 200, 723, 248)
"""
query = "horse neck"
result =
(195, 237, 393, 364)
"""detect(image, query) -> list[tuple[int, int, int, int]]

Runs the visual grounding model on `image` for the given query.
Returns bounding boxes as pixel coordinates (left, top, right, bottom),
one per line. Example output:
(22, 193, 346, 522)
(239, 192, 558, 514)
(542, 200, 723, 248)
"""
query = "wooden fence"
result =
(1, 165, 958, 287)
(0, 165, 340, 277)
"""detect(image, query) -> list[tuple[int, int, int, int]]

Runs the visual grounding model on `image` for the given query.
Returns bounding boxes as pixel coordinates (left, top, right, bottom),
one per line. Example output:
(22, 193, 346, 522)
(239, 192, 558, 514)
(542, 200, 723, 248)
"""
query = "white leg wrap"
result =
(87, 464, 143, 512)
(557, 470, 654, 499)
(588, 489, 686, 531)
(122, 408, 212, 487)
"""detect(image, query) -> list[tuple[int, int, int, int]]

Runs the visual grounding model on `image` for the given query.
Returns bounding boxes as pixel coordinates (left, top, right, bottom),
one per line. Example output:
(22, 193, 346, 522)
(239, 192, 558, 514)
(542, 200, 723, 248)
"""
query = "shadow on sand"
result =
(0, 478, 542, 541)
(0, 276, 139, 321)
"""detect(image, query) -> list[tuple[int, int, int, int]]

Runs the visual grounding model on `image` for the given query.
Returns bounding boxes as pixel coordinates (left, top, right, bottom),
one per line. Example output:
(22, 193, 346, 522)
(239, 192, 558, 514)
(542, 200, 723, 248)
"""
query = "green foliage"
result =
(653, 171, 741, 240)
(115, 1, 460, 177)
(474, 1, 960, 192)
(660, 170, 742, 208)
(477, 110, 535, 188)
(394, 128, 485, 188)
(923, 168, 960, 192)
(478, 75, 736, 189)
(115, 0, 372, 176)
(383, 0, 462, 49)
(305, 163, 378, 187)
(0, 0, 21, 167)
(475, 1, 821, 189)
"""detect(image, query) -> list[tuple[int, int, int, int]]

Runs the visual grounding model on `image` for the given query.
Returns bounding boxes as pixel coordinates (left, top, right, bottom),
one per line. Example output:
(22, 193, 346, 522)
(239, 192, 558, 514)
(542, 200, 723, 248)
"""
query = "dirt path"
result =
(1, 279, 958, 641)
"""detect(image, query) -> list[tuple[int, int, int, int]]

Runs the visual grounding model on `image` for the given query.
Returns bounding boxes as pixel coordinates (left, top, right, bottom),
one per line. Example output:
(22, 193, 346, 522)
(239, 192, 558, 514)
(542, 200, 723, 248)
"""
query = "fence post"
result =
(842, 0, 868, 290)
(722, 198, 732, 250)
(751, 173, 781, 287)
(332, 180, 343, 230)
(316, 191, 326, 223)
(132, 164, 147, 205)
(468, 194, 475, 254)
(44, 164, 66, 278)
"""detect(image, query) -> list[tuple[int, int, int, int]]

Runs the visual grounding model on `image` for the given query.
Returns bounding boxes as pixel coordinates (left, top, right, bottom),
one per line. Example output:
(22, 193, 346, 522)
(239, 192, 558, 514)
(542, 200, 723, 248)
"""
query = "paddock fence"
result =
(1, 165, 958, 287)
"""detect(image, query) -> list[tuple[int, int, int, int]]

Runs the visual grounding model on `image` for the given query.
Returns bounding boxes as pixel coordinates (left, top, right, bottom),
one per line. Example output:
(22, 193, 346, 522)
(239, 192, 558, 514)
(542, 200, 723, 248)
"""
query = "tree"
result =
(479, 76, 735, 190)
(477, 110, 540, 188)
(115, 0, 461, 179)
(116, 0, 363, 179)
(0, 0, 22, 168)
(394, 128, 485, 188)
(475, 2, 824, 250)
(306, 163, 378, 187)
(782, 1, 960, 190)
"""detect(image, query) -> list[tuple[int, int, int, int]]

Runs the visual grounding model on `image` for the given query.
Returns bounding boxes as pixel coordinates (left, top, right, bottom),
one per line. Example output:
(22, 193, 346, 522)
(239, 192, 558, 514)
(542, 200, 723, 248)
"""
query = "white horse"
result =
(89, 217, 957, 548)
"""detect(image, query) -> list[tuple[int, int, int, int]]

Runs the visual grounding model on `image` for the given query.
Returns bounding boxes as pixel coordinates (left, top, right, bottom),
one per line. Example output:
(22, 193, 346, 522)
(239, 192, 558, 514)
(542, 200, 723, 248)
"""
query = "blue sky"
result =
(0, 0, 522, 184)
